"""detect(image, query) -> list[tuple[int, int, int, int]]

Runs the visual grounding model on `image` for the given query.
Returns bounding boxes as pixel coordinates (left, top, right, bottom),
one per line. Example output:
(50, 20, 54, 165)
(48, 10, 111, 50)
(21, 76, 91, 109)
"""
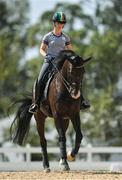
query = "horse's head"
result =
(60, 50, 92, 66)
(60, 50, 92, 99)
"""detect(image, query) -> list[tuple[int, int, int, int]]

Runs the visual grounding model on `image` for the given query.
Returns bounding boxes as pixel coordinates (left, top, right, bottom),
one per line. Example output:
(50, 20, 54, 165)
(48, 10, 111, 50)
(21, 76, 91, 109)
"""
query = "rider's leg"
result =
(29, 62, 50, 114)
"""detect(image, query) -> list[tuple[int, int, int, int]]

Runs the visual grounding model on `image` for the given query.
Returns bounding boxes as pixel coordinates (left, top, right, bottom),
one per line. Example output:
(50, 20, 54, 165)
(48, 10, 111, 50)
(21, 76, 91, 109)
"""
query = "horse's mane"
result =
(53, 50, 75, 70)
(57, 50, 75, 59)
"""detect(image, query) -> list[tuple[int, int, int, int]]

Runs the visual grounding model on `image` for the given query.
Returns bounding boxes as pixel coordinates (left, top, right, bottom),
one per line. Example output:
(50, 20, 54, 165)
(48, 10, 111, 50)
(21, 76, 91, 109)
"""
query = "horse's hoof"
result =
(67, 151, 75, 161)
(59, 159, 70, 171)
(44, 167, 51, 173)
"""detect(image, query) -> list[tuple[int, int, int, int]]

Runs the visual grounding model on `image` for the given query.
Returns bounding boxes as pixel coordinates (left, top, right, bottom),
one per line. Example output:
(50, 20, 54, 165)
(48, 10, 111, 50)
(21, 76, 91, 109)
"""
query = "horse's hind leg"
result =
(54, 114, 70, 171)
(34, 111, 50, 172)
(68, 113, 83, 161)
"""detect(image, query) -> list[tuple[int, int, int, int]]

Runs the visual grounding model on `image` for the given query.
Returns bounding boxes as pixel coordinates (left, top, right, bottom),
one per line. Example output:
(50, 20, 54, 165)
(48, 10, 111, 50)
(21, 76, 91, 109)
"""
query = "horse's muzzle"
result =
(70, 90, 80, 99)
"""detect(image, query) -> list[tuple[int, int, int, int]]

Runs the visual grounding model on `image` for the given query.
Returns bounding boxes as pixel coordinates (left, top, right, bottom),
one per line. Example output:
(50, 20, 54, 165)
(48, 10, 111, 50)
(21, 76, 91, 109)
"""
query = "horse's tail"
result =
(10, 93, 33, 145)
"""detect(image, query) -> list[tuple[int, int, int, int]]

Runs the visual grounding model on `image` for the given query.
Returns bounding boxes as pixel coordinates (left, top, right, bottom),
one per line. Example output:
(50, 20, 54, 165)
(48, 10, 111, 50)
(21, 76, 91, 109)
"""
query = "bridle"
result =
(50, 56, 83, 97)
(74, 64, 84, 69)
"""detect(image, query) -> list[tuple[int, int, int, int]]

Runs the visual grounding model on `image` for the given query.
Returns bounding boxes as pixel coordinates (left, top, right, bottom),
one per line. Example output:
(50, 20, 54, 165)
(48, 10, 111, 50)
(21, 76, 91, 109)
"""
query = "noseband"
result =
(74, 64, 84, 69)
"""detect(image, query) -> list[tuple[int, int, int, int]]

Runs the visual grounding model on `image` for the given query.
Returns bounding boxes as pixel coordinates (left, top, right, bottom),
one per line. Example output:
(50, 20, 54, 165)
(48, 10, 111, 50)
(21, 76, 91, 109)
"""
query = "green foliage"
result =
(0, 0, 29, 117)
(96, 0, 122, 32)
(1, 0, 122, 146)
(24, 57, 43, 89)
(85, 30, 121, 90)
(81, 0, 122, 146)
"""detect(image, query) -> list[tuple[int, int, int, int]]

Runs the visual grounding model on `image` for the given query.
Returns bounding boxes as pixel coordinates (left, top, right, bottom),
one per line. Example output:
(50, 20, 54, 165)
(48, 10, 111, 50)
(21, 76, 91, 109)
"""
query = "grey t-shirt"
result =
(42, 31, 71, 58)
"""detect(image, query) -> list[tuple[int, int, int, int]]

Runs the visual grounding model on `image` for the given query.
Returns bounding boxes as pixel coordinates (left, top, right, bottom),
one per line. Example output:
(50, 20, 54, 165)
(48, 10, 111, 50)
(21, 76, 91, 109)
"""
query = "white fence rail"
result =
(0, 147, 122, 171)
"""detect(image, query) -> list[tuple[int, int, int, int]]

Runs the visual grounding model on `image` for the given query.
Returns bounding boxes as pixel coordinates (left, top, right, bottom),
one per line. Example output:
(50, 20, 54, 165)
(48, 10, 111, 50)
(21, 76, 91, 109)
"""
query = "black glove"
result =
(45, 55, 54, 62)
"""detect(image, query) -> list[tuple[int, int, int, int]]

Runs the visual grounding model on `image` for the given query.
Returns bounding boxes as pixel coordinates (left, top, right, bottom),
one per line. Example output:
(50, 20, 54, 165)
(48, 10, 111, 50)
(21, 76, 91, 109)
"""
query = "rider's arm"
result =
(65, 34, 72, 50)
(40, 42, 47, 57)
(66, 43, 72, 50)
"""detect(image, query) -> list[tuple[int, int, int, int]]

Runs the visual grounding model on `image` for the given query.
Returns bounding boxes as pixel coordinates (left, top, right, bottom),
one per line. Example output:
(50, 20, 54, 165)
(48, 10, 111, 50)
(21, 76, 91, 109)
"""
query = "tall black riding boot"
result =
(29, 80, 40, 114)
(80, 94, 90, 110)
(29, 62, 50, 114)
(29, 84, 45, 114)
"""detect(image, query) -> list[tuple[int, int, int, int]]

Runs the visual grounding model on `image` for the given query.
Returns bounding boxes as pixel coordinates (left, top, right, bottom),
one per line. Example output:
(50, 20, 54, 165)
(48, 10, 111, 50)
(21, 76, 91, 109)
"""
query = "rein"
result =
(50, 61, 71, 94)
(50, 60, 82, 97)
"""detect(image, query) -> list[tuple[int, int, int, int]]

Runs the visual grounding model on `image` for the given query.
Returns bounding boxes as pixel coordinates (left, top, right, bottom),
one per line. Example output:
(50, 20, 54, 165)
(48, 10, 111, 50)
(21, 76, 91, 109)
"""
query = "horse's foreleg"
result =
(34, 111, 50, 172)
(68, 114, 83, 161)
(54, 114, 70, 171)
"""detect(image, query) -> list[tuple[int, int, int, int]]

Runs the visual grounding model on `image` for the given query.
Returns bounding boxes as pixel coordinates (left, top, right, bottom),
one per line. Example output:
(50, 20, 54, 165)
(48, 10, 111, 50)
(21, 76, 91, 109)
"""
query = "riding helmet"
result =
(52, 12, 66, 24)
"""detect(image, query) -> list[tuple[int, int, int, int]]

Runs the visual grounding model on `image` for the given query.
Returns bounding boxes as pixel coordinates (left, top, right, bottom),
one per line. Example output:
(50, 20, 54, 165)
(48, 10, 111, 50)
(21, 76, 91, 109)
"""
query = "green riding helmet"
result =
(52, 12, 66, 24)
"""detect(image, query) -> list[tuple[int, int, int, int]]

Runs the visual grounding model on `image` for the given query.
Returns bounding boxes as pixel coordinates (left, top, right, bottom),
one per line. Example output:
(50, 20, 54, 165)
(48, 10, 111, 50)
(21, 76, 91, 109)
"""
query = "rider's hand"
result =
(45, 55, 53, 61)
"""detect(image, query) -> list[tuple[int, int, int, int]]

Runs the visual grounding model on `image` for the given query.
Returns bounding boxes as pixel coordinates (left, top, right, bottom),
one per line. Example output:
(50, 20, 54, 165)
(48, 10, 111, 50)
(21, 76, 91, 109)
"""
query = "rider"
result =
(29, 11, 90, 114)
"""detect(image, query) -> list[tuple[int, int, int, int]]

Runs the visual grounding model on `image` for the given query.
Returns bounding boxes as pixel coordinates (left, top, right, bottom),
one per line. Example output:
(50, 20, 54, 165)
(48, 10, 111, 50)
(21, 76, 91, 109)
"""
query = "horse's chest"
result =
(56, 93, 79, 115)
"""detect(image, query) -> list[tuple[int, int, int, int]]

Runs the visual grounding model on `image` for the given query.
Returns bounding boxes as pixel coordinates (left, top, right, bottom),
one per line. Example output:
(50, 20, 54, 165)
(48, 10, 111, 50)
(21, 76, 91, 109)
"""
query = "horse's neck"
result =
(61, 60, 69, 79)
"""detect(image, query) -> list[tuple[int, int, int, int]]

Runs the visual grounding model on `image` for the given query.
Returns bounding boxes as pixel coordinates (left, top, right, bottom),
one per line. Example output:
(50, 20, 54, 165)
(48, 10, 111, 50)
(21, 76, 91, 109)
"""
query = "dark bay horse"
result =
(11, 50, 91, 172)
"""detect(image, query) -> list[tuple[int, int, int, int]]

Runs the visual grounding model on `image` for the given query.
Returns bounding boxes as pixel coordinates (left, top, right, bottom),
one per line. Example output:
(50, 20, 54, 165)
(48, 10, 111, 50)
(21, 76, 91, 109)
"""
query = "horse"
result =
(11, 50, 91, 172)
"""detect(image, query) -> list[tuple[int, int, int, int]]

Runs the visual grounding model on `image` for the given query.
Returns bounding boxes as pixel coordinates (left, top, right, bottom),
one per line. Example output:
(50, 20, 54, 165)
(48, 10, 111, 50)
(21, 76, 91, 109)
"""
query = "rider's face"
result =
(55, 22, 65, 30)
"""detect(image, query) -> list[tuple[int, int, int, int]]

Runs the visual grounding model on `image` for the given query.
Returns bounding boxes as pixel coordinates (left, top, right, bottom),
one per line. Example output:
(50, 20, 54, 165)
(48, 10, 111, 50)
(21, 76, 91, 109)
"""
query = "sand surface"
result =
(0, 171, 122, 180)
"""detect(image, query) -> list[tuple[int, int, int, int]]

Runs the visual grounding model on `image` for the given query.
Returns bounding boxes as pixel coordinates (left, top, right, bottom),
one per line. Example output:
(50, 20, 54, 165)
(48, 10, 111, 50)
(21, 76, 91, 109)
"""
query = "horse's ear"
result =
(83, 56, 92, 64)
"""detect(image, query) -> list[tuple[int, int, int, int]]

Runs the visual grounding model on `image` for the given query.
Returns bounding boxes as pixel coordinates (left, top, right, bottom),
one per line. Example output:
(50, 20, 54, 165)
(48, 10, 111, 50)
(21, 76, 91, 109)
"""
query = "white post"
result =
(87, 145, 92, 163)
(26, 144, 31, 163)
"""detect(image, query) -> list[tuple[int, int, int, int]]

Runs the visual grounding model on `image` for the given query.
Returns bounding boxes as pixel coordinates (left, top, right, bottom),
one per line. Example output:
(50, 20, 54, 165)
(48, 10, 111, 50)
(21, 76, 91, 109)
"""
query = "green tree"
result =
(2, 0, 122, 147)
(81, 0, 122, 146)
(25, 1, 122, 146)
(0, 0, 29, 117)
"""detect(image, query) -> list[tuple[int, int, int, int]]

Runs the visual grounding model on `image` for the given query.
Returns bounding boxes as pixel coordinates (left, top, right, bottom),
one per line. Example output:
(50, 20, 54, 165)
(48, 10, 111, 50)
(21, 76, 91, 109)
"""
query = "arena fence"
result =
(0, 147, 122, 171)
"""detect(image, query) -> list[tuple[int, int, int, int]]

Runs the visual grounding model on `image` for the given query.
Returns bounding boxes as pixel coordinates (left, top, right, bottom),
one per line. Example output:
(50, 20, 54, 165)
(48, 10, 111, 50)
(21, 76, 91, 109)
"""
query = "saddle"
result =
(43, 69, 56, 100)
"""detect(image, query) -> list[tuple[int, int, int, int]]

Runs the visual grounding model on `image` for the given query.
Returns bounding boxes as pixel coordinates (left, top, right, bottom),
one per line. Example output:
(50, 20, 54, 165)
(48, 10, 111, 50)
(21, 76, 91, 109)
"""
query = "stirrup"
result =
(29, 104, 38, 114)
